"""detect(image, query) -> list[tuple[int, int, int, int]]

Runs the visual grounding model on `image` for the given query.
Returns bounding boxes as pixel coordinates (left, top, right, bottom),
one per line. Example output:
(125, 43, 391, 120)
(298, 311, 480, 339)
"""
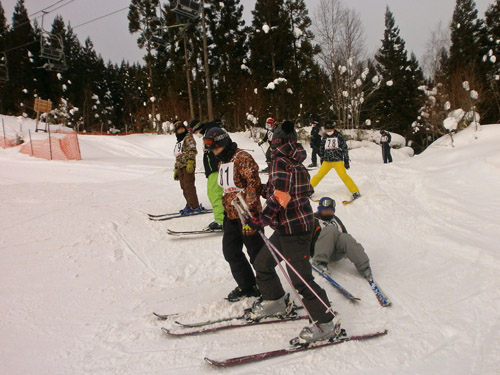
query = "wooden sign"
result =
(34, 98, 52, 113)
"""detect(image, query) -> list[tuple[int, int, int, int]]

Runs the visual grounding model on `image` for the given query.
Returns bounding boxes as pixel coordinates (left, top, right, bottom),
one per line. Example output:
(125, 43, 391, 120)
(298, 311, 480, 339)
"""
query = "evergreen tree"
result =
(483, 0, 500, 122)
(448, 0, 484, 73)
(4, 0, 37, 114)
(206, 0, 248, 128)
(0, 2, 9, 112)
(372, 7, 423, 137)
(128, 0, 161, 131)
(249, 0, 295, 119)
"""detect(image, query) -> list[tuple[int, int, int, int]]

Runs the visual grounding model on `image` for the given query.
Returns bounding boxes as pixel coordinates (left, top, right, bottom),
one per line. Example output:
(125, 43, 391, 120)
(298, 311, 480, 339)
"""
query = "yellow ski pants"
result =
(310, 161, 359, 193)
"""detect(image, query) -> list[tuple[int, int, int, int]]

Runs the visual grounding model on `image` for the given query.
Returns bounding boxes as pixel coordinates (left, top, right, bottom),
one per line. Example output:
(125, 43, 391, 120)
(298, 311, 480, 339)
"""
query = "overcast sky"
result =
(1, 0, 494, 65)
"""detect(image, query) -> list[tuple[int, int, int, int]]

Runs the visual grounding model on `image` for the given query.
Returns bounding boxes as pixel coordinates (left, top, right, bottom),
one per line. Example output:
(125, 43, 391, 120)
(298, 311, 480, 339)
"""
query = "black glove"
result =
(344, 155, 350, 170)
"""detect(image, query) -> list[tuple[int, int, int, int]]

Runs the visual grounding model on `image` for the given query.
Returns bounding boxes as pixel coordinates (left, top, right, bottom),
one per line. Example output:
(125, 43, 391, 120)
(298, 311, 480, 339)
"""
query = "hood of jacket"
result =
(273, 140, 306, 164)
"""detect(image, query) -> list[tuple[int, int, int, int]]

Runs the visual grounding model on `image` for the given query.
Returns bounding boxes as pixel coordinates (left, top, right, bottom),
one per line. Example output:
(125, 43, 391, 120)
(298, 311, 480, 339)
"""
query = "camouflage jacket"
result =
(220, 149, 262, 220)
(174, 132, 197, 169)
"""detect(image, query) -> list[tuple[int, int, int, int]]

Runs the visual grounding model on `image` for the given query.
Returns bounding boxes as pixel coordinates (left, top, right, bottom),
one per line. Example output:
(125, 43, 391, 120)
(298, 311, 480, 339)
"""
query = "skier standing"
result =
(310, 122, 361, 201)
(258, 117, 276, 173)
(310, 197, 372, 279)
(191, 120, 224, 230)
(174, 120, 201, 214)
(203, 127, 264, 301)
(308, 120, 321, 168)
(245, 120, 342, 345)
(380, 130, 392, 163)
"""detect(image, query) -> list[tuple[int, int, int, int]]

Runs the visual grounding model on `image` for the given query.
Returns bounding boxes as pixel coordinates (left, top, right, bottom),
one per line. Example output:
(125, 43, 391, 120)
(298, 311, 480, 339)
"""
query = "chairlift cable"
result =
(73, 6, 129, 29)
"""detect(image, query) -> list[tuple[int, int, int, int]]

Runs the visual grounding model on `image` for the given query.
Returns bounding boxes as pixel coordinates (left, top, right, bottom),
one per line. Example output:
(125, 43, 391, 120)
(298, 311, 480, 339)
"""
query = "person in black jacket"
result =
(308, 121, 321, 168)
(191, 120, 224, 230)
(380, 130, 392, 163)
(310, 122, 360, 200)
(258, 117, 276, 173)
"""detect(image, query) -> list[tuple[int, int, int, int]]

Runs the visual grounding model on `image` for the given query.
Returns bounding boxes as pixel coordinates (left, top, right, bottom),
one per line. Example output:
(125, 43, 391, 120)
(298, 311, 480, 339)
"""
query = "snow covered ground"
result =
(1, 116, 499, 374)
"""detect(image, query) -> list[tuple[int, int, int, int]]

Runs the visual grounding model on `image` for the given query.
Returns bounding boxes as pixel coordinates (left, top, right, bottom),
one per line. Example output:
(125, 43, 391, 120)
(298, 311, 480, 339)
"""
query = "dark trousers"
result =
(253, 231, 333, 324)
(178, 167, 199, 208)
(382, 145, 392, 163)
(222, 217, 264, 290)
(311, 145, 320, 165)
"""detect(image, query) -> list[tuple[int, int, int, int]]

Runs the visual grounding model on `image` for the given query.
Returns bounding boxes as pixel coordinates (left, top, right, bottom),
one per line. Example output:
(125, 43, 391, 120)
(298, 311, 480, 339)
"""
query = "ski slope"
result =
(1, 116, 499, 375)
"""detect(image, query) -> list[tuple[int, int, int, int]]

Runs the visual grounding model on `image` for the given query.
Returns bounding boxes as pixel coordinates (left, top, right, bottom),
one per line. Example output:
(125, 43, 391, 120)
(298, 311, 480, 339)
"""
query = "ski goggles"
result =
(318, 198, 335, 209)
(203, 138, 214, 147)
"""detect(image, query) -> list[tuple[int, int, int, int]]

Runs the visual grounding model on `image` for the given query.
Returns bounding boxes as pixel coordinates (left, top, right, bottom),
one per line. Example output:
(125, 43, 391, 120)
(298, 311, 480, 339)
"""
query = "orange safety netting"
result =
(0, 136, 18, 148)
(19, 132, 81, 161)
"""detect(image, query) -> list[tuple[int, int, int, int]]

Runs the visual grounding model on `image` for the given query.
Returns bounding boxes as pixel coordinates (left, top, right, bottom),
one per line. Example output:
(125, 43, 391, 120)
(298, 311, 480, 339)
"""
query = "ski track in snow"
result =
(1, 116, 499, 374)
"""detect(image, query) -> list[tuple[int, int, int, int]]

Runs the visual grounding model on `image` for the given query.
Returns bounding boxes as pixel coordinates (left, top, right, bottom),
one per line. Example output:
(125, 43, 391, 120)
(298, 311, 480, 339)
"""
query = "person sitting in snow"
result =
(310, 122, 361, 201)
(380, 130, 392, 164)
(310, 197, 372, 279)
(173, 120, 201, 215)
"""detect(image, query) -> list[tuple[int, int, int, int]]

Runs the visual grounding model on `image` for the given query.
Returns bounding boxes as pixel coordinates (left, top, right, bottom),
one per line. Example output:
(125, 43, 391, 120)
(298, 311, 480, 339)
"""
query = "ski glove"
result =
(174, 168, 179, 181)
(344, 154, 350, 170)
(186, 160, 195, 174)
(243, 215, 263, 236)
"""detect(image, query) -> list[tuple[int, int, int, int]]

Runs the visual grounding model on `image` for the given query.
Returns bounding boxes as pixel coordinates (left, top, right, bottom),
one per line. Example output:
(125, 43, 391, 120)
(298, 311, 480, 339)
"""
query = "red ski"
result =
(161, 315, 308, 337)
(204, 330, 388, 367)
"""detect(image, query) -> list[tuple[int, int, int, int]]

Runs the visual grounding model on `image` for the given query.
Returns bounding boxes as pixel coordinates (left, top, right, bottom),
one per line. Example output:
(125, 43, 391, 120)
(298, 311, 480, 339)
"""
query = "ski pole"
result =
(235, 192, 334, 318)
(231, 198, 317, 327)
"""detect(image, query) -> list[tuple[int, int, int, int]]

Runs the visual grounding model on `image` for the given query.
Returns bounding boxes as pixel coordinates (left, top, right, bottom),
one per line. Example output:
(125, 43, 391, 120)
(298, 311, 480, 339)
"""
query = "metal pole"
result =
(29, 129, 33, 155)
(183, 32, 195, 120)
(201, 1, 214, 121)
(2, 117, 5, 148)
(47, 121, 53, 160)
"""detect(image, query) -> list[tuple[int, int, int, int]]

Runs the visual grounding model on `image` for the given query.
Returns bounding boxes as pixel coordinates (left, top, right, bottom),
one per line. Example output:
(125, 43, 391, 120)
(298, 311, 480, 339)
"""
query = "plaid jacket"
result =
(261, 141, 314, 235)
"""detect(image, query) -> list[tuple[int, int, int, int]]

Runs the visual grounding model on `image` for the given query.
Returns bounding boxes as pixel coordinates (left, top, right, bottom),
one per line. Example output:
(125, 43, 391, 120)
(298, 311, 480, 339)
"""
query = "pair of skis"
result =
(147, 209, 212, 221)
(312, 265, 391, 307)
(154, 311, 387, 367)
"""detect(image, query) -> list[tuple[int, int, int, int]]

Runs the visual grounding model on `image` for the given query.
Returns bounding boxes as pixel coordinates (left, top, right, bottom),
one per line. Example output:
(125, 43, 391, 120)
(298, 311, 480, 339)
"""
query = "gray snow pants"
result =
(312, 225, 370, 274)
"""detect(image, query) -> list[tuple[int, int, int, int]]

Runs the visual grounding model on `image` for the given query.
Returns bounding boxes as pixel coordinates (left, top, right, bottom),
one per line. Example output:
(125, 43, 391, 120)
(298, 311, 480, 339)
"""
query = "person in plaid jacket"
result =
(246, 120, 341, 345)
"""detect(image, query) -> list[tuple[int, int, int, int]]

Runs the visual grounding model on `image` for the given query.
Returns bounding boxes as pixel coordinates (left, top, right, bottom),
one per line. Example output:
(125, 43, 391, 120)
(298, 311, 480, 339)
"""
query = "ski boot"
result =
(352, 192, 361, 201)
(244, 293, 296, 321)
(226, 285, 261, 302)
(208, 221, 223, 231)
(312, 260, 328, 273)
(180, 205, 193, 216)
(290, 312, 342, 346)
(307, 163, 317, 168)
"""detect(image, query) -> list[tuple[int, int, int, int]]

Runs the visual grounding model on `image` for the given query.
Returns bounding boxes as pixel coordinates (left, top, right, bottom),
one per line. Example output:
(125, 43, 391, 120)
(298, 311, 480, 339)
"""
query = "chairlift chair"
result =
(0, 52, 8, 82)
(171, 0, 201, 21)
(39, 12, 67, 72)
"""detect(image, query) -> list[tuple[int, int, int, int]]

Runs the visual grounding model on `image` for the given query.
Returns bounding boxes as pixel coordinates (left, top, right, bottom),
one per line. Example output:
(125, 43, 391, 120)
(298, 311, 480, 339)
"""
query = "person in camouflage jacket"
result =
(173, 121, 200, 213)
(203, 127, 263, 302)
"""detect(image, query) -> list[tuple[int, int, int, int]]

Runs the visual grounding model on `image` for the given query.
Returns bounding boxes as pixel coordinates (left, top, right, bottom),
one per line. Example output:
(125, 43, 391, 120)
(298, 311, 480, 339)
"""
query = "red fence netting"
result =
(19, 132, 81, 161)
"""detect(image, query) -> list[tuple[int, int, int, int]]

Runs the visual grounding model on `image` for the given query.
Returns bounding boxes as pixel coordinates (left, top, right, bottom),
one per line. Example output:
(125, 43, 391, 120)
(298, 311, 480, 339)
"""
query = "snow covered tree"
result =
(206, 0, 248, 128)
(128, 0, 161, 132)
(3, 0, 37, 114)
(249, 0, 295, 119)
(371, 7, 424, 137)
(482, 0, 500, 122)
(447, 0, 484, 73)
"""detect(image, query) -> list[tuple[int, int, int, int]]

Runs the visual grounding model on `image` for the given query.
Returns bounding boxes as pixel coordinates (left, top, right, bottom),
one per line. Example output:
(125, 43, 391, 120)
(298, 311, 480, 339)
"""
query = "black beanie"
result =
(272, 120, 297, 146)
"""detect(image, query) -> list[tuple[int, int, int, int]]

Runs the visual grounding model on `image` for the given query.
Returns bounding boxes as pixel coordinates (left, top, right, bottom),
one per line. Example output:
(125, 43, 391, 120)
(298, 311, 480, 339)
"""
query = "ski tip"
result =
(204, 357, 223, 367)
(153, 312, 169, 320)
